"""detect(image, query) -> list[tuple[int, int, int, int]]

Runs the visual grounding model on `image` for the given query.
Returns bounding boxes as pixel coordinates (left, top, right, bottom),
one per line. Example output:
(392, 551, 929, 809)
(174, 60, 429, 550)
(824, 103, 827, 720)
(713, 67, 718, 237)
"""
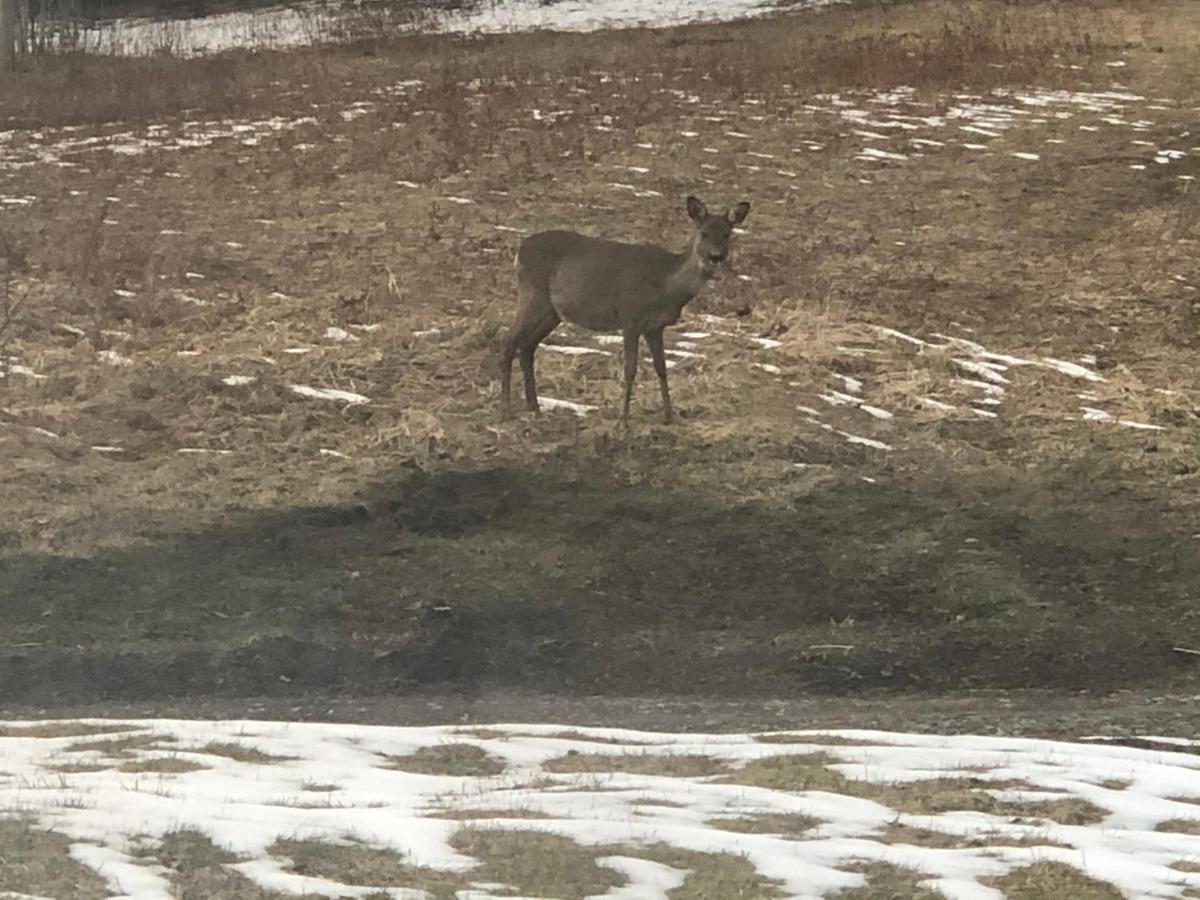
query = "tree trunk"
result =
(0, 0, 16, 71)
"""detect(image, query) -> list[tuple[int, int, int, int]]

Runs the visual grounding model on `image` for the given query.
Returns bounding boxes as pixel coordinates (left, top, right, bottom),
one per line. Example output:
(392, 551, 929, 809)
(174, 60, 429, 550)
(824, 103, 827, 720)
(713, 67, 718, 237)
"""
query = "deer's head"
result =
(687, 195, 751, 279)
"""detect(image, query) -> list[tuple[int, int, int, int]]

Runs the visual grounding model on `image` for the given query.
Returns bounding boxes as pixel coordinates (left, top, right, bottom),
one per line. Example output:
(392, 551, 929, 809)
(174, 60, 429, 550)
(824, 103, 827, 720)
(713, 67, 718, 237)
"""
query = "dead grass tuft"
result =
(118, 756, 209, 774)
(451, 828, 625, 898)
(382, 743, 505, 777)
(65, 733, 172, 756)
(0, 721, 142, 739)
(631, 843, 787, 899)
(831, 861, 947, 899)
(877, 823, 1074, 850)
(707, 812, 820, 837)
(157, 830, 297, 899)
(753, 733, 878, 746)
(544, 751, 730, 778)
(425, 807, 547, 820)
(984, 861, 1124, 899)
(729, 755, 1107, 823)
(197, 741, 296, 765)
(1158, 819, 1200, 835)
(0, 819, 110, 900)
(271, 838, 460, 895)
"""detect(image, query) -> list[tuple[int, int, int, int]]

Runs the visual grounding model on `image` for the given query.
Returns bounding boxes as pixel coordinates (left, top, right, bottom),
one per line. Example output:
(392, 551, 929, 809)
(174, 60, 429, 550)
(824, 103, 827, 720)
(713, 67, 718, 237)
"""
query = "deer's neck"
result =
(664, 249, 706, 303)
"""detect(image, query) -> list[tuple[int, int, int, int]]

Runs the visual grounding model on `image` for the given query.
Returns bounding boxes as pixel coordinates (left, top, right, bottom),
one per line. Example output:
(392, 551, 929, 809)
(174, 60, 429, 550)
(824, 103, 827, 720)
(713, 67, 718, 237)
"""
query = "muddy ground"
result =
(2, 1, 1200, 727)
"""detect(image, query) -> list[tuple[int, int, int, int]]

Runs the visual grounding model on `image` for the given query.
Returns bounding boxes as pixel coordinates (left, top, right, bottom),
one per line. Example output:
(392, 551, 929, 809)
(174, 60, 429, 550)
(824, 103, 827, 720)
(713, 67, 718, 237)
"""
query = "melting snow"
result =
(7, 721, 1197, 899)
(288, 385, 370, 404)
(539, 397, 598, 416)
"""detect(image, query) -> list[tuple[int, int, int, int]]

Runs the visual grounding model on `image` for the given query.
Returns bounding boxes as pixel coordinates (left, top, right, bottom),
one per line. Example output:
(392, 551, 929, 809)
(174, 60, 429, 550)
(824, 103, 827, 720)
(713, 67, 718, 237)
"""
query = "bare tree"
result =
(0, 0, 16, 70)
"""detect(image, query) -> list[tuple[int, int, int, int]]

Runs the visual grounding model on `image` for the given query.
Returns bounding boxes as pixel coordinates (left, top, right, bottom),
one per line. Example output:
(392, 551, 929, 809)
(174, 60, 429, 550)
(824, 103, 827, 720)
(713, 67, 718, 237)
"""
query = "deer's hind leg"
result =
(500, 276, 560, 417)
(645, 326, 673, 424)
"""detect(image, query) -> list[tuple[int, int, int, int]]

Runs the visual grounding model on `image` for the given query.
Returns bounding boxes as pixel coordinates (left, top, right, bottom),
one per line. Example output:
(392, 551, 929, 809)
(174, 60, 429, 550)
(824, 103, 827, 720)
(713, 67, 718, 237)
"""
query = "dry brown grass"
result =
(157, 830, 301, 899)
(1158, 819, 1200, 836)
(753, 732, 878, 746)
(707, 811, 820, 836)
(0, 0, 1157, 131)
(728, 754, 1108, 823)
(0, 721, 141, 738)
(450, 829, 625, 898)
(2, 0, 1200, 705)
(382, 743, 505, 777)
(64, 733, 173, 756)
(544, 751, 731, 778)
(0, 819, 110, 899)
(984, 861, 1124, 899)
(270, 837, 461, 895)
(425, 807, 548, 820)
(877, 823, 1074, 850)
(196, 741, 296, 764)
(831, 861, 947, 899)
(118, 756, 209, 773)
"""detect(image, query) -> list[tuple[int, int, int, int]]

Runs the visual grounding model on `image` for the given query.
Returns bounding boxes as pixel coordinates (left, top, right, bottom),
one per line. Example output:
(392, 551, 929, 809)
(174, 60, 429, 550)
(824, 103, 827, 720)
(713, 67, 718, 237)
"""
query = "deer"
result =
(499, 195, 751, 425)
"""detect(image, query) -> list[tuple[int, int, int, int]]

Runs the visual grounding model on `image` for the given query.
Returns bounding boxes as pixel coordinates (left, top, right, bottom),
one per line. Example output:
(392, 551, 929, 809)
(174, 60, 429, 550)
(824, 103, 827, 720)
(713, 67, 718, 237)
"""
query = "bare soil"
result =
(1, 0, 1200, 725)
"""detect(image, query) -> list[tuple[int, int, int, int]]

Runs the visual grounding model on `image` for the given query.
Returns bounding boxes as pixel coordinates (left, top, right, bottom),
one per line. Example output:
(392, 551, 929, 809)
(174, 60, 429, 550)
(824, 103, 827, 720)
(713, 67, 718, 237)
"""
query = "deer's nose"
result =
(707, 252, 725, 264)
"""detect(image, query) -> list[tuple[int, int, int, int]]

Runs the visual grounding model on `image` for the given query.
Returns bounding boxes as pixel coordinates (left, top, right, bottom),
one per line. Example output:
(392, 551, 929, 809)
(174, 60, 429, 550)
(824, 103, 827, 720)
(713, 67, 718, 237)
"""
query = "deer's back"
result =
(518, 230, 682, 331)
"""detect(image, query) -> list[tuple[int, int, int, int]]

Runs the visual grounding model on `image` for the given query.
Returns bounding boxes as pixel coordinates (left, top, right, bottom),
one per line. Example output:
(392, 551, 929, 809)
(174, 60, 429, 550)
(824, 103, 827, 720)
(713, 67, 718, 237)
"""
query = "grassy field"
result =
(1, 0, 1200, 703)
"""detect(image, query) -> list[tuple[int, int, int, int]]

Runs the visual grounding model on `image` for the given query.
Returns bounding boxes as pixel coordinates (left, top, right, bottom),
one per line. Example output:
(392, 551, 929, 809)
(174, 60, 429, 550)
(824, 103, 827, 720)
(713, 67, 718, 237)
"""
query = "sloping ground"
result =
(3, 719, 1200, 898)
(1, 1, 1200, 703)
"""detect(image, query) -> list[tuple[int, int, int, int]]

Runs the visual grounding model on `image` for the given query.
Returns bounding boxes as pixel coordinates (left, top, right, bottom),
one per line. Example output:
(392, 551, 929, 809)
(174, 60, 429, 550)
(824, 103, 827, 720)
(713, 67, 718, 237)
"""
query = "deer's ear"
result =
(686, 196, 708, 222)
(728, 201, 751, 225)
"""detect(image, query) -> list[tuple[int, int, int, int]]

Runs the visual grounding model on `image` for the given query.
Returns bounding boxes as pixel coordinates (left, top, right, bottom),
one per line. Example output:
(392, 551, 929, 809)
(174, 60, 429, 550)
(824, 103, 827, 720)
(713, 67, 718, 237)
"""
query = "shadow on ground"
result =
(3, 461, 1198, 703)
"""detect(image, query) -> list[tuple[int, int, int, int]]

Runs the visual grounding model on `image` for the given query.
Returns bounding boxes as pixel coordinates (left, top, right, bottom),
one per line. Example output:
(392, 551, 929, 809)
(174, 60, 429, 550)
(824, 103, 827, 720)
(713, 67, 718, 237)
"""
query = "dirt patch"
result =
(984, 862, 1125, 899)
(544, 751, 730, 778)
(382, 743, 505, 777)
(0, 819, 110, 900)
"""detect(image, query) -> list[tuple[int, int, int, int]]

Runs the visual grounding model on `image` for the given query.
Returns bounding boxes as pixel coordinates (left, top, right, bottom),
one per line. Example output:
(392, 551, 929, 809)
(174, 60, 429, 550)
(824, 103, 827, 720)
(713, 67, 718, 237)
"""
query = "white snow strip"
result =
(541, 344, 611, 357)
(918, 397, 956, 412)
(952, 359, 1010, 384)
(835, 375, 863, 393)
(288, 385, 370, 404)
(1040, 357, 1105, 382)
(858, 404, 894, 420)
(539, 397, 597, 416)
(857, 147, 908, 161)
